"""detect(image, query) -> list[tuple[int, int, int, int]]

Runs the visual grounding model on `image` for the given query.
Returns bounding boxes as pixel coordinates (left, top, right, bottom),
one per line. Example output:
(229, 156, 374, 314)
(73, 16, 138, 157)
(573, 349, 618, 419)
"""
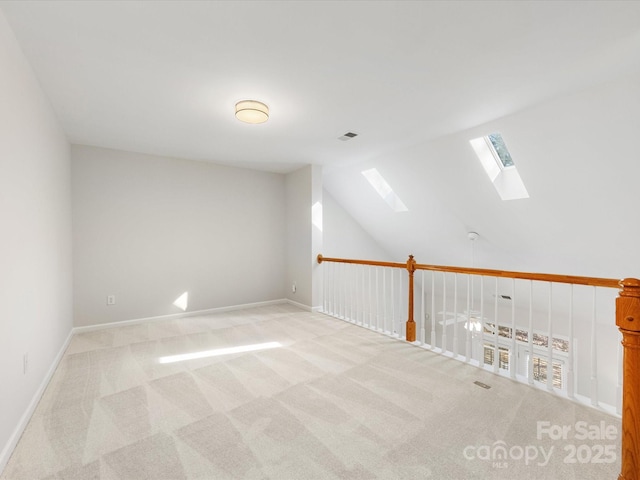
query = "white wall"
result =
(323, 189, 393, 261)
(285, 165, 311, 308)
(311, 165, 323, 308)
(285, 165, 323, 309)
(72, 145, 286, 326)
(0, 11, 72, 471)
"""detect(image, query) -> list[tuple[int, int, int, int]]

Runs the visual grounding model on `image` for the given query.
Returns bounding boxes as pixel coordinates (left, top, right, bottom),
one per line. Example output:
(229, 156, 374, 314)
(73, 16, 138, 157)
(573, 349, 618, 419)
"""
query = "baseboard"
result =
(73, 298, 289, 334)
(0, 329, 74, 475)
(284, 299, 315, 312)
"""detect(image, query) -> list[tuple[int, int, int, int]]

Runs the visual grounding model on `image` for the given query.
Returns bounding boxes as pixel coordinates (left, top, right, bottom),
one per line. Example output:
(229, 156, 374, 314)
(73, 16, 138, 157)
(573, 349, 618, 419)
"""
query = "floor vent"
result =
(474, 381, 491, 389)
(493, 294, 512, 300)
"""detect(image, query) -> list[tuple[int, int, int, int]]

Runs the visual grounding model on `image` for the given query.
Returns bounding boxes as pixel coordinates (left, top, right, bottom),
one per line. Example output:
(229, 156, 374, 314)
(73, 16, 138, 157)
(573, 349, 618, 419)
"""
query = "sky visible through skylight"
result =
(487, 133, 514, 168)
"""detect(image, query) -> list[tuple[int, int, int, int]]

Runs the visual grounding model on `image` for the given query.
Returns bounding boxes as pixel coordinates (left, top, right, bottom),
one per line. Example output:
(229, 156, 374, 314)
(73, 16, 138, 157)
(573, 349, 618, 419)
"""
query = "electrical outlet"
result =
(292, 282, 296, 293)
(107, 295, 116, 305)
(23, 353, 28, 374)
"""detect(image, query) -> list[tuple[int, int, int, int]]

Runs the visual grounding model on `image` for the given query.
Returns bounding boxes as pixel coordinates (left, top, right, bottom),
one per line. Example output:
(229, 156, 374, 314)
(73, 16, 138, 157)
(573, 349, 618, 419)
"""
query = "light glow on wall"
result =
(361, 168, 408, 212)
(173, 291, 189, 311)
(312, 201, 323, 231)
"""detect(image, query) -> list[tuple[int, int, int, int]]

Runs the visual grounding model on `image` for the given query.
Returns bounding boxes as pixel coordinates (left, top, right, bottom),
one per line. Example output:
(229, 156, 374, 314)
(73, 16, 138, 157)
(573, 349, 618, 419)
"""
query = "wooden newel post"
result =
(406, 255, 417, 342)
(617, 278, 640, 480)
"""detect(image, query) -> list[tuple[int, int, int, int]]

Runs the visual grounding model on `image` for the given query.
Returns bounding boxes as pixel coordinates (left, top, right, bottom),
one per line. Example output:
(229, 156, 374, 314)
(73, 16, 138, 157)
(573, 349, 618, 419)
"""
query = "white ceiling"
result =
(3, 0, 640, 174)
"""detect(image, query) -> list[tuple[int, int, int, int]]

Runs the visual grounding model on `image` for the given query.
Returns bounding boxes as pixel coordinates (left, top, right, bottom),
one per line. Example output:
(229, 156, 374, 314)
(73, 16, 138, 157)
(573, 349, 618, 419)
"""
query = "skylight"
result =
(487, 133, 514, 168)
(470, 133, 529, 201)
(361, 168, 408, 212)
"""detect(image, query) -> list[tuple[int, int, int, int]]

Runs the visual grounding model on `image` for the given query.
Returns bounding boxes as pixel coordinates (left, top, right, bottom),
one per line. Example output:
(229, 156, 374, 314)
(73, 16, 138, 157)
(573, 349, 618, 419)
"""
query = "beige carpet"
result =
(1, 304, 621, 479)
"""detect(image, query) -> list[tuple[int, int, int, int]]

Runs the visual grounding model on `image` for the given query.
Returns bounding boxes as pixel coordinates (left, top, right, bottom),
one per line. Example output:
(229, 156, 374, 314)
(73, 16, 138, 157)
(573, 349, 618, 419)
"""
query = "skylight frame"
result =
(470, 132, 529, 201)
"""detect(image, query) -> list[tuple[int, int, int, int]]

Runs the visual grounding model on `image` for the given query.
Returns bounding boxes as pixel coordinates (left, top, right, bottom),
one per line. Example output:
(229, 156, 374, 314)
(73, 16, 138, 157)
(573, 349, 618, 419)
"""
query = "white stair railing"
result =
(323, 260, 407, 337)
(318, 254, 622, 414)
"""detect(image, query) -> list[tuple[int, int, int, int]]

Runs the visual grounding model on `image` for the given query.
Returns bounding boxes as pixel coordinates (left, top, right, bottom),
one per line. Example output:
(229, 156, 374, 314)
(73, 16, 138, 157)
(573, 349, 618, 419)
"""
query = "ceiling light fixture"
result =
(235, 100, 269, 124)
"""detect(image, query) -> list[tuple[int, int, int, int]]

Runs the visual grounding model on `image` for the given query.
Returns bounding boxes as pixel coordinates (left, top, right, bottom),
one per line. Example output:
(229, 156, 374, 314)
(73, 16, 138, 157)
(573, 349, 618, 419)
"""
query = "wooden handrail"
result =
(317, 254, 406, 270)
(317, 254, 620, 288)
(414, 263, 621, 288)
(317, 253, 639, 479)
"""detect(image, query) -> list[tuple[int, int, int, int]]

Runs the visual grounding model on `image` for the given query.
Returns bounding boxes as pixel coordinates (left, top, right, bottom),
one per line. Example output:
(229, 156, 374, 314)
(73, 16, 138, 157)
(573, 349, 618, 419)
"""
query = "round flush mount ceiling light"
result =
(235, 100, 269, 124)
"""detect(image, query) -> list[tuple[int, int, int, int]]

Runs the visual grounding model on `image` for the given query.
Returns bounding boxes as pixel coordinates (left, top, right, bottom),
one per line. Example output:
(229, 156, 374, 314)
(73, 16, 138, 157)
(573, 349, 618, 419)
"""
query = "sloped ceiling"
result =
(325, 72, 640, 278)
(2, 1, 640, 277)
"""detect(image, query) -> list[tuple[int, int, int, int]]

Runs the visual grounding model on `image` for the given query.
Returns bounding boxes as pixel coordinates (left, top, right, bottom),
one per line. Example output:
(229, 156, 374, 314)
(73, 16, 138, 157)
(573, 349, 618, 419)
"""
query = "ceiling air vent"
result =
(338, 132, 358, 141)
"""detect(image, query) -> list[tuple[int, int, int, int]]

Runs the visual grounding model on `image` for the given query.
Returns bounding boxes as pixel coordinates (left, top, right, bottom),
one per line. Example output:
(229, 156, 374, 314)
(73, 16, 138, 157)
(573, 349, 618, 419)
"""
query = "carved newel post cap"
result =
(406, 254, 416, 272)
(619, 278, 640, 297)
(617, 278, 640, 332)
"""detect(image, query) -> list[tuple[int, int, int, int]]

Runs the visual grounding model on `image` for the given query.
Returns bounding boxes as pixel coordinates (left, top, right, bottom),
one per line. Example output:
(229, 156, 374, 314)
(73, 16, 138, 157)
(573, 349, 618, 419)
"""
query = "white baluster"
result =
(421, 270, 426, 346)
(391, 268, 396, 336)
(547, 282, 554, 391)
(590, 286, 598, 406)
(479, 276, 485, 368)
(322, 260, 326, 313)
(567, 284, 575, 397)
(368, 267, 372, 328)
(510, 278, 516, 380)
(375, 267, 380, 331)
(465, 275, 471, 362)
(342, 263, 347, 319)
(346, 264, 350, 320)
(493, 277, 499, 374)
(362, 265, 367, 327)
(339, 263, 344, 319)
(338, 263, 343, 319)
(431, 271, 436, 349)
(453, 274, 459, 357)
(334, 262, 338, 316)
(351, 264, 356, 323)
(345, 264, 349, 321)
(357, 265, 363, 325)
(383, 268, 387, 334)
(398, 268, 404, 338)
(325, 261, 329, 314)
(355, 265, 360, 324)
(442, 273, 447, 354)
(527, 281, 534, 385)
